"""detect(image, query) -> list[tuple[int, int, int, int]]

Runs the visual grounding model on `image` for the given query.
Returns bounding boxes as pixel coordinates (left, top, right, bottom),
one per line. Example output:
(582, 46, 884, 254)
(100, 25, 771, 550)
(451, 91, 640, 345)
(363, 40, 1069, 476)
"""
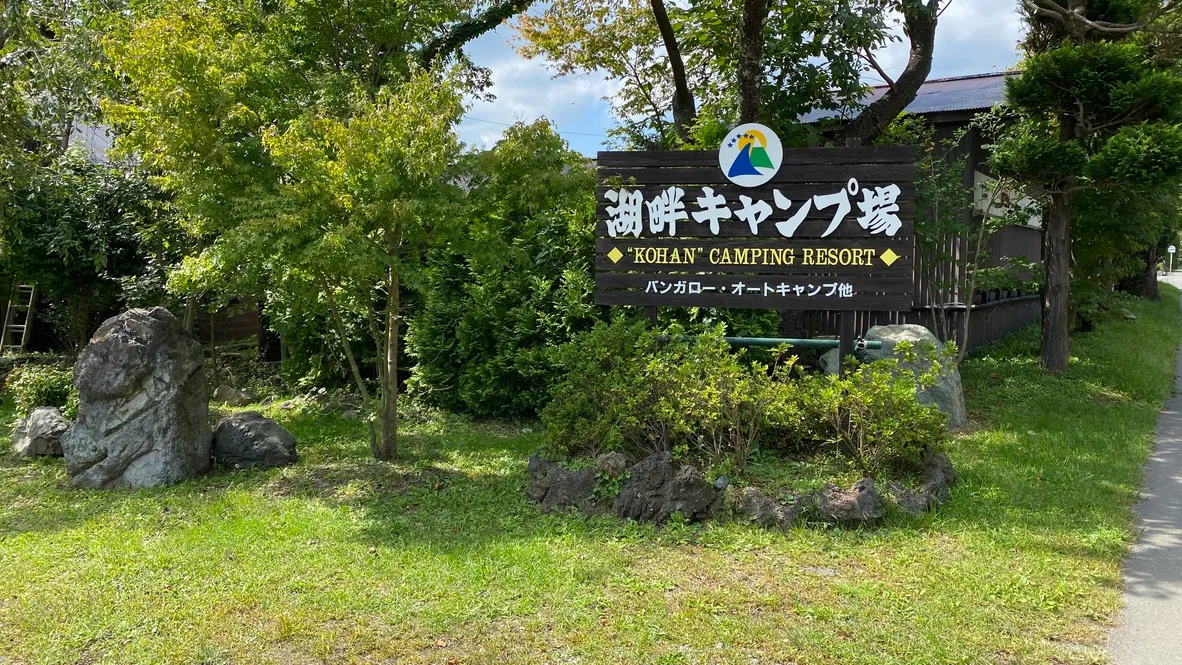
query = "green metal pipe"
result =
(723, 336, 884, 350)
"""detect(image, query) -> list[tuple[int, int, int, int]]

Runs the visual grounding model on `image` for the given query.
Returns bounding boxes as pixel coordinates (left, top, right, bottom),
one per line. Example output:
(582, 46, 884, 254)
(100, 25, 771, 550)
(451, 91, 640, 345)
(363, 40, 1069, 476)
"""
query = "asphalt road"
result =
(1108, 272, 1182, 664)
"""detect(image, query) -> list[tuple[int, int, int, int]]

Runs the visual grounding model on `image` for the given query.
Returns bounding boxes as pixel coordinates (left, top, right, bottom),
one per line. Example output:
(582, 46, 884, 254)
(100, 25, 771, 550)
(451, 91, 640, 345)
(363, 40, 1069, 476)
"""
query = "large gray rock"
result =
(61, 307, 211, 489)
(862, 325, 966, 428)
(816, 478, 886, 524)
(12, 406, 70, 458)
(212, 411, 297, 469)
(526, 455, 600, 514)
(612, 452, 722, 524)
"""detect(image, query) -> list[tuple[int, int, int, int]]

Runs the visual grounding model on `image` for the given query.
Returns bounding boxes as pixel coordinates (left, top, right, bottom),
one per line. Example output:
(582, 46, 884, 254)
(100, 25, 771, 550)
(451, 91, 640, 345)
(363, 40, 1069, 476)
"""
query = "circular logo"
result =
(718, 123, 783, 187)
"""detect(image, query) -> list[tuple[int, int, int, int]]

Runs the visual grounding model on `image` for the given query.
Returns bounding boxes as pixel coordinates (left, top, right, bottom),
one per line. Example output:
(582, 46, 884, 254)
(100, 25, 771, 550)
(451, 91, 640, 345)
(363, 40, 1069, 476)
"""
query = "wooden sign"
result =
(594, 130, 917, 312)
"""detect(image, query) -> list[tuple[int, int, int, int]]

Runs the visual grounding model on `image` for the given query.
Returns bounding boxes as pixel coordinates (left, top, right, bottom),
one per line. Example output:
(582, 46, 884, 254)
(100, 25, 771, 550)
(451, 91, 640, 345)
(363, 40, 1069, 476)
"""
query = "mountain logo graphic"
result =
(718, 123, 783, 187)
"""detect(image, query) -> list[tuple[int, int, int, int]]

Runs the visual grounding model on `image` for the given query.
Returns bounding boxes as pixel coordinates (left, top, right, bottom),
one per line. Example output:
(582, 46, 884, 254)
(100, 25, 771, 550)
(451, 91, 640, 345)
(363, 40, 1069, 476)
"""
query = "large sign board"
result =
(595, 126, 917, 311)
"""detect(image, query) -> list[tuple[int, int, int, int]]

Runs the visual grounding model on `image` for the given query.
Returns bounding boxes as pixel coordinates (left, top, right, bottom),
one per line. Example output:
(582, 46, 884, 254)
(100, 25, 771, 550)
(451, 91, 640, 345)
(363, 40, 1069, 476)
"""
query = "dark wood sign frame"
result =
(594, 146, 918, 314)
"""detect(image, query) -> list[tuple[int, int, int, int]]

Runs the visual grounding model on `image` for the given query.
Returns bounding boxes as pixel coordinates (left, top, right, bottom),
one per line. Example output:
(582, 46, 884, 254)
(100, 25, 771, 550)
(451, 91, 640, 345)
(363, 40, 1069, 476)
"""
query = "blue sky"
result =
(456, 0, 1025, 156)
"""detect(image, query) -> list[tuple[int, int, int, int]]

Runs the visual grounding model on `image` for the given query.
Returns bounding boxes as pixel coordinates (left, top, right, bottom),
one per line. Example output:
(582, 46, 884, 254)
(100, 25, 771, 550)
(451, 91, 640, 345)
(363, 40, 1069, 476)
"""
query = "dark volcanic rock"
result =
(212, 411, 297, 470)
(612, 452, 721, 523)
(735, 486, 802, 528)
(61, 308, 211, 489)
(12, 406, 69, 458)
(816, 478, 886, 524)
(527, 455, 599, 514)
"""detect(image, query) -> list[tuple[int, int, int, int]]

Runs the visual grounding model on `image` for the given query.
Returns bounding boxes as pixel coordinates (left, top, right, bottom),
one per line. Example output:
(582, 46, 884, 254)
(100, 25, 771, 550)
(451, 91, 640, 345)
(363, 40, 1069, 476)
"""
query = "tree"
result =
(990, 0, 1182, 372)
(516, 0, 896, 148)
(105, 0, 535, 459)
(1, 151, 173, 351)
(407, 120, 598, 417)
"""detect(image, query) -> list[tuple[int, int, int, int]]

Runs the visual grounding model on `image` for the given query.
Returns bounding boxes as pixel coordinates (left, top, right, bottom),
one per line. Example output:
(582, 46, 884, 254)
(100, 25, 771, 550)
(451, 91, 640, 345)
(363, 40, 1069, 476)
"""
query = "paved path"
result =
(1108, 273, 1182, 664)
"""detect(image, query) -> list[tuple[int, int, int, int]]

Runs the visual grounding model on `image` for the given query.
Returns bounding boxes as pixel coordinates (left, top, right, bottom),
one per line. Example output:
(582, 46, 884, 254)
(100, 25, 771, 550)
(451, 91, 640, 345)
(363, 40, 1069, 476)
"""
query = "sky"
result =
(455, 0, 1026, 156)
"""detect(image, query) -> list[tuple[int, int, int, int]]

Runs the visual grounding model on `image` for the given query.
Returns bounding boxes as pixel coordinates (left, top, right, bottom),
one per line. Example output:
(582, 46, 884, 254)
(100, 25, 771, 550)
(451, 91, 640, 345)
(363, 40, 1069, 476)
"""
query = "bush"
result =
(406, 121, 601, 417)
(542, 321, 951, 476)
(792, 344, 951, 476)
(541, 320, 774, 466)
(6, 363, 77, 419)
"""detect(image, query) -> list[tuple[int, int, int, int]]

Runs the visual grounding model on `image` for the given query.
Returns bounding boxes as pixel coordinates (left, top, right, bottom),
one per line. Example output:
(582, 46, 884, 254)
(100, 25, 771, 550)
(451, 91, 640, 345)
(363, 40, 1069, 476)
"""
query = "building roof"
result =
(800, 71, 1017, 124)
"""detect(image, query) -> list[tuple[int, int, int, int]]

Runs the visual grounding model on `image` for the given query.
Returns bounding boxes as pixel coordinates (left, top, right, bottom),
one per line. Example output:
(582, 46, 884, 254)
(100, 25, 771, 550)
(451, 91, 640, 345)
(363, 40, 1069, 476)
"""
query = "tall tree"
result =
(516, 0, 894, 147)
(991, 0, 1182, 372)
(105, 0, 533, 459)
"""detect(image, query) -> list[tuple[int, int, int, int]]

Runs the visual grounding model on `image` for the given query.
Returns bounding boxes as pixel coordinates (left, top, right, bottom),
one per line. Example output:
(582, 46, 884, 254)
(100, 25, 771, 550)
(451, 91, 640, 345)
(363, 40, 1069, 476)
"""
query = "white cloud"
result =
(457, 25, 618, 155)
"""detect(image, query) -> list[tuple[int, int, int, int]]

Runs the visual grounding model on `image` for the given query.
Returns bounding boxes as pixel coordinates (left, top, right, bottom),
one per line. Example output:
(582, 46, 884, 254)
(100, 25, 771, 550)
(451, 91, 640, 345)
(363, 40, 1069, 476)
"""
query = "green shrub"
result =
(6, 363, 77, 419)
(792, 345, 951, 476)
(542, 320, 775, 468)
(542, 321, 952, 476)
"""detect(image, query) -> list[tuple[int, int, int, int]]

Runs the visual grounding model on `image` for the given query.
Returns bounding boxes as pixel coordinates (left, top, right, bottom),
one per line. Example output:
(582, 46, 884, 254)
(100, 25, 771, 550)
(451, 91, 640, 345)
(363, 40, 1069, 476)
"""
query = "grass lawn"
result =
(1, 288, 1180, 665)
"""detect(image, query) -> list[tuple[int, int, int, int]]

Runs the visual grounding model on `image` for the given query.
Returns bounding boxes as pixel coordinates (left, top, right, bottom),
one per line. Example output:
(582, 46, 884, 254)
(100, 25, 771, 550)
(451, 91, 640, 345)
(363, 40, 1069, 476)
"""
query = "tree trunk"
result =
(1145, 245, 1161, 301)
(737, 0, 770, 123)
(321, 276, 379, 453)
(377, 229, 400, 461)
(650, 0, 696, 142)
(1041, 187, 1073, 373)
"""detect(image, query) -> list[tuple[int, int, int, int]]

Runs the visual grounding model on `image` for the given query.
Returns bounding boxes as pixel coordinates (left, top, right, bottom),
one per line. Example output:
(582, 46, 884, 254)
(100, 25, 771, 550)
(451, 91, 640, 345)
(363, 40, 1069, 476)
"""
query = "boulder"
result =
(861, 324, 967, 428)
(735, 486, 802, 528)
(213, 385, 255, 407)
(212, 411, 297, 469)
(61, 307, 211, 489)
(612, 452, 722, 524)
(595, 451, 629, 477)
(12, 406, 70, 458)
(816, 478, 886, 524)
(526, 455, 599, 514)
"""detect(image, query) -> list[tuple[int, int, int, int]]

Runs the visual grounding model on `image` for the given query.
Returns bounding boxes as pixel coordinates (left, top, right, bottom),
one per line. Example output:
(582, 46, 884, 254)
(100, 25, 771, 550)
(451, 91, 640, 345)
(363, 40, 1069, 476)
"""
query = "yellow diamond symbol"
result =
(880, 248, 900, 267)
(607, 247, 624, 263)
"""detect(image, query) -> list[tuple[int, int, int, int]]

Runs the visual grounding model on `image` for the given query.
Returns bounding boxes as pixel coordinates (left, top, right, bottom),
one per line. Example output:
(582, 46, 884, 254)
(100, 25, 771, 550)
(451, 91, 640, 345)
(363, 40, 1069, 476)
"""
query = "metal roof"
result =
(800, 71, 1017, 124)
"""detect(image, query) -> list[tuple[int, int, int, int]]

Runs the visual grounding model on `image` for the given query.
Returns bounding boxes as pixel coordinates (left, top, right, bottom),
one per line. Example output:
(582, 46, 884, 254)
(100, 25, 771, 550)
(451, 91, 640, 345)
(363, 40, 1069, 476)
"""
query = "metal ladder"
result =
(2, 285, 37, 354)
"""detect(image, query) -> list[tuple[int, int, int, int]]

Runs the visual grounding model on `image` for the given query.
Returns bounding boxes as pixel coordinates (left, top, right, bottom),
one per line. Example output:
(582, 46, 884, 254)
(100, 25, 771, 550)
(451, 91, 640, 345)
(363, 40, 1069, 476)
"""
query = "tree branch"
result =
(419, 0, 537, 68)
(863, 49, 895, 89)
(837, 0, 939, 145)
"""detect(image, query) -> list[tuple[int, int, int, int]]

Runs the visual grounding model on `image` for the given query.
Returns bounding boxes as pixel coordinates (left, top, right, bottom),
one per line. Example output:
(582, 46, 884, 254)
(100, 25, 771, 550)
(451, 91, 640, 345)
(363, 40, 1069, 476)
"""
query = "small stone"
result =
(816, 478, 886, 524)
(924, 452, 957, 487)
(341, 409, 360, 421)
(594, 451, 629, 477)
(279, 400, 295, 411)
(800, 566, 837, 577)
(526, 455, 599, 514)
(612, 452, 722, 524)
(735, 486, 801, 528)
(213, 385, 255, 407)
(12, 406, 70, 458)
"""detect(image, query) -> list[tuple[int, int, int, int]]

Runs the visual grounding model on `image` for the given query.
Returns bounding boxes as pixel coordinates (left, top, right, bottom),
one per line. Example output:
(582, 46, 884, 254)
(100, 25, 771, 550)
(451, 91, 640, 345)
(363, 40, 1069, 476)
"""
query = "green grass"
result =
(2, 288, 1180, 664)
